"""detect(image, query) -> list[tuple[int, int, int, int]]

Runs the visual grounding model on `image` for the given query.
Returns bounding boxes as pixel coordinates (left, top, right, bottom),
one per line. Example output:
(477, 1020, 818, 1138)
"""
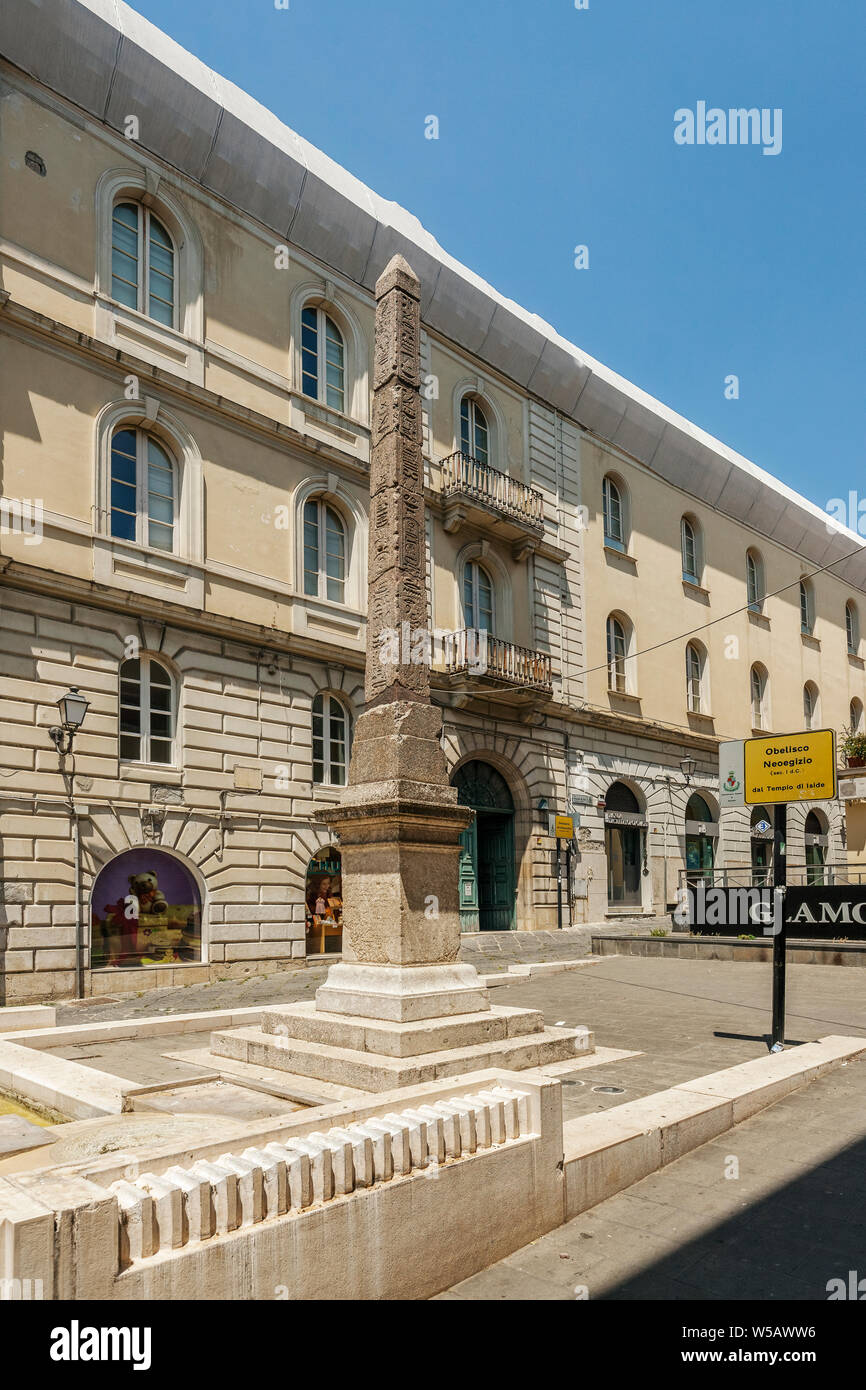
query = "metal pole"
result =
(556, 838, 563, 930)
(771, 802, 787, 1049)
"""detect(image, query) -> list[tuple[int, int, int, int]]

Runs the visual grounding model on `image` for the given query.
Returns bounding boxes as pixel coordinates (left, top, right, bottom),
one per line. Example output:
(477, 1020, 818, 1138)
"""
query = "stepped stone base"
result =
(210, 1006, 593, 1093)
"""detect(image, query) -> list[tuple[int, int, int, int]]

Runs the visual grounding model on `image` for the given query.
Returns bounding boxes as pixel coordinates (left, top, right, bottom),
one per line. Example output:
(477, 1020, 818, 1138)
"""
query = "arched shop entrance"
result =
(453, 760, 516, 931)
(684, 793, 718, 885)
(91, 848, 202, 969)
(804, 811, 828, 885)
(750, 806, 773, 883)
(305, 849, 343, 955)
(604, 782, 646, 908)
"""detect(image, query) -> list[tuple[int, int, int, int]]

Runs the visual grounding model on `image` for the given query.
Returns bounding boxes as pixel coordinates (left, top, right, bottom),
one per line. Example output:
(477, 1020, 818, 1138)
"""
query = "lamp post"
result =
(48, 688, 89, 1000)
(679, 754, 697, 786)
(49, 687, 90, 757)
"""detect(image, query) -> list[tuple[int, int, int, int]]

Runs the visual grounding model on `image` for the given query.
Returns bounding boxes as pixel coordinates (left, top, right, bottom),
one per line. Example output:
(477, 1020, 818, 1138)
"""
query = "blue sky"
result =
(129, 0, 864, 515)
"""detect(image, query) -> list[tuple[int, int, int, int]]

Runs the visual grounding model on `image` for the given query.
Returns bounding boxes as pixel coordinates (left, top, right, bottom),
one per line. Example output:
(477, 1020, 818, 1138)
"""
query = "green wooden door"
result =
(478, 813, 515, 931)
(453, 761, 516, 932)
(458, 819, 480, 930)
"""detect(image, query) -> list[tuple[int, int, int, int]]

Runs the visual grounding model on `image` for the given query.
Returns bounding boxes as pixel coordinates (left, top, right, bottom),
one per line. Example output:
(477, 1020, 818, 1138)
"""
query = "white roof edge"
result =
(7, 0, 865, 569)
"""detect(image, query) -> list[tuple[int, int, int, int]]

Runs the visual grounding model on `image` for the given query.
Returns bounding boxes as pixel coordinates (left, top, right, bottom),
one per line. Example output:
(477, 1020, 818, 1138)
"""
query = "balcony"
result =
(440, 629, 553, 706)
(439, 452, 545, 557)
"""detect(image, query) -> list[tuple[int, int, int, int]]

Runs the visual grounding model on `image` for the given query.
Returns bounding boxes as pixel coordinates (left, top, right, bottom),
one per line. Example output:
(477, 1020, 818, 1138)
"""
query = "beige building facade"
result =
(0, 0, 863, 1001)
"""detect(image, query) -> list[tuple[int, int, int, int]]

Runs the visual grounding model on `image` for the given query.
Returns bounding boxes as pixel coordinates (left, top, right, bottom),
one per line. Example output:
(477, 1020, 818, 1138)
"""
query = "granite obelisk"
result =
(312, 256, 485, 1020)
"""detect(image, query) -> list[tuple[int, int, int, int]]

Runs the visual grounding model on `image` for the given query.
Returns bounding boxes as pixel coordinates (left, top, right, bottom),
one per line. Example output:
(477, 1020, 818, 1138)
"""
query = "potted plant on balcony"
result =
(839, 729, 866, 768)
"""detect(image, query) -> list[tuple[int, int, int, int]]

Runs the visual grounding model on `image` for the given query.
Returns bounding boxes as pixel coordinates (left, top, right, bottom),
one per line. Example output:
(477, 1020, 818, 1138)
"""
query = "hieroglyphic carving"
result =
(366, 256, 429, 705)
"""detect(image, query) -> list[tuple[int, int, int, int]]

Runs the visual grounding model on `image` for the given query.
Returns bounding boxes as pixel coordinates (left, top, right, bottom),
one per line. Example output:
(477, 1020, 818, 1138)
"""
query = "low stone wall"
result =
(591, 933, 866, 967)
(0, 1069, 564, 1300)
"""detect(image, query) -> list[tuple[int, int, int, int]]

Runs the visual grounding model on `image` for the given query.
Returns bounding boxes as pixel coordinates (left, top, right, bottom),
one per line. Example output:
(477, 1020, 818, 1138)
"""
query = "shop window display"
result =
(305, 851, 343, 954)
(91, 849, 202, 968)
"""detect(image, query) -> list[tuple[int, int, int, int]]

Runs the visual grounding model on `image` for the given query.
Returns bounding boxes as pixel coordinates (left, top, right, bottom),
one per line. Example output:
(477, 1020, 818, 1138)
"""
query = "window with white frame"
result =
(602, 475, 625, 552)
(803, 681, 819, 730)
(681, 516, 700, 584)
(110, 427, 175, 552)
(750, 664, 767, 729)
(800, 579, 814, 635)
(463, 560, 494, 632)
(846, 600, 859, 655)
(303, 498, 346, 603)
(686, 642, 705, 714)
(460, 396, 490, 467)
(301, 305, 346, 412)
(746, 550, 763, 613)
(119, 656, 174, 765)
(312, 692, 349, 786)
(111, 201, 176, 328)
(606, 614, 628, 693)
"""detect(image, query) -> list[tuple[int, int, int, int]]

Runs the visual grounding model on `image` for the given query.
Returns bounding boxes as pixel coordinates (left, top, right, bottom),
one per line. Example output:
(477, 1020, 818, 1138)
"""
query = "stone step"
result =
(210, 1023, 594, 1093)
(258, 1002, 546, 1058)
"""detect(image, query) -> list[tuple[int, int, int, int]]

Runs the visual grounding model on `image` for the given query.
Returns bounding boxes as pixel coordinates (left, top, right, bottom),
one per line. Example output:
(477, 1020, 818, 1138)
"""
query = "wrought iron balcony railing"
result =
(444, 630, 553, 691)
(440, 452, 545, 529)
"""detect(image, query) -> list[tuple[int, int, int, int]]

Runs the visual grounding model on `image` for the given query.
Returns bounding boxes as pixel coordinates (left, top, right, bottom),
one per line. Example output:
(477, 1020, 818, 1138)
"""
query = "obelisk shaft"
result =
(366, 256, 429, 706)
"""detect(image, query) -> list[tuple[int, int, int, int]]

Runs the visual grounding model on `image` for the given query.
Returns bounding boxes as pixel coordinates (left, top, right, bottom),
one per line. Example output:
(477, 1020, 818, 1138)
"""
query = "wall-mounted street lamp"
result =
(679, 755, 697, 786)
(49, 687, 90, 757)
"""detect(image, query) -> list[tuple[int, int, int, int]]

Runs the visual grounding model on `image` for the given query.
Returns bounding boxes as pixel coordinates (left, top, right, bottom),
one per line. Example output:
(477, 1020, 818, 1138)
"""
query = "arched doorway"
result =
(453, 761, 516, 931)
(804, 811, 827, 885)
(90, 848, 203, 970)
(750, 806, 773, 884)
(305, 848, 343, 954)
(685, 792, 717, 885)
(604, 782, 645, 908)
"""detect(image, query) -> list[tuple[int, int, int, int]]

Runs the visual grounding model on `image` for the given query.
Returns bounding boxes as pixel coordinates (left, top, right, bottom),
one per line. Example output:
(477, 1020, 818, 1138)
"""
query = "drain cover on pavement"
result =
(592, 1085, 626, 1095)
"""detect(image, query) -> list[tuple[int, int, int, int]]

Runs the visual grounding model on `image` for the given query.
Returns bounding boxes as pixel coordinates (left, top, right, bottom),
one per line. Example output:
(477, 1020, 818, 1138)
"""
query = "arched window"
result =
(111, 201, 175, 327)
(463, 560, 494, 632)
(681, 515, 701, 583)
(460, 396, 490, 467)
(850, 697, 863, 733)
(303, 498, 346, 603)
(800, 579, 814, 635)
(846, 601, 859, 655)
(119, 656, 175, 765)
(312, 693, 350, 786)
(301, 305, 345, 412)
(110, 427, 175, 551)
(686, 642, 705, 714)
(746, 550, 763, 613)
(803, 681, 819, 730)
(602, 475, 625, 552)
(750, 663, 767, 730)
(606, 614, 628, 693)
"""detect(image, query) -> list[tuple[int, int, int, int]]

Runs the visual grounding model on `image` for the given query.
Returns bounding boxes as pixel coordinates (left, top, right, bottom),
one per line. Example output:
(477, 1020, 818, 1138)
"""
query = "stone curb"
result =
(562, 1034, 866, 1218)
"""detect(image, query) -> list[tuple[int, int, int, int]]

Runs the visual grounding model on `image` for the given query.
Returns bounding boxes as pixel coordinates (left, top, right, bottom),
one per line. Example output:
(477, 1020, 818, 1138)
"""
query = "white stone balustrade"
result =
(108, 1086, 532, 1267)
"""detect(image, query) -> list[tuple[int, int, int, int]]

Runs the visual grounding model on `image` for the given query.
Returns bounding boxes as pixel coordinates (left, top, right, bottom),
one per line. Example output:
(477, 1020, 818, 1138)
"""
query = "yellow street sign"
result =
(554, 814, 575, 839)
(743, 728, 836, 805)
